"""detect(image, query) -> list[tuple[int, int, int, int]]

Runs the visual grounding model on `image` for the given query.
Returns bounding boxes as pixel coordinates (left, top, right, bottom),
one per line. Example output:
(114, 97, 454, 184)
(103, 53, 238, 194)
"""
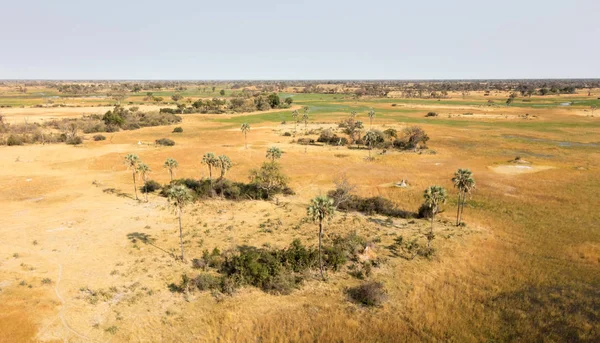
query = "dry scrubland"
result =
(1, 87, 599, 342)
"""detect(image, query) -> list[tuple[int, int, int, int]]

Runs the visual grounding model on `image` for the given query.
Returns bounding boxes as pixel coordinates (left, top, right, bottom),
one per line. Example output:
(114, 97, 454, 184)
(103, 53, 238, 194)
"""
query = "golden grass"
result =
(0, 91, 598, 342)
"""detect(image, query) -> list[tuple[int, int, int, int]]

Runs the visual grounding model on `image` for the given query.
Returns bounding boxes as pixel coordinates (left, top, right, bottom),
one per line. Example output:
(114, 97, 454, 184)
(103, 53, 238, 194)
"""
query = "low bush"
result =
(66, 136, 83, 145)
(425, 112, 439, 117)
(155, 138, 175, 146)
(141, 180, 161, 193)
(7, 135, 24, 146)
(93, 134, 106, 141)
(172, 127, 183, 133)
(347, 281, 387, 307)
(296, 138, 315, 145)
(329, 190, 414, 218)
(282, 132, 291, 136)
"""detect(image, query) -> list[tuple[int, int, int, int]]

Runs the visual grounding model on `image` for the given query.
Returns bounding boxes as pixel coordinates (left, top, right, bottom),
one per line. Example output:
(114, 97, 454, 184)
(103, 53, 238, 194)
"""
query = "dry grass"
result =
(0, 90, 598, 342)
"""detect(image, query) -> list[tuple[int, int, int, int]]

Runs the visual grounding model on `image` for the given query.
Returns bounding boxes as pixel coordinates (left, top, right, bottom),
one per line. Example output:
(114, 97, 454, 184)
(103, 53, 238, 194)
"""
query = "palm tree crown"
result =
(201, 152, 219, 179)
(266, 146, 283, 162)
(217, 155, 232, 179)
(424, 185, 447, 212)
(307, 196, 335, 223)
(163, 158, 178, 181)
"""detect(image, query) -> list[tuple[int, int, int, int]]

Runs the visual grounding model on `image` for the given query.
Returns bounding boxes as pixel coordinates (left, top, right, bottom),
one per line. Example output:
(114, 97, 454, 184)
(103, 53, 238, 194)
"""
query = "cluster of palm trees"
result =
(306, 168, 475, 278)
(124, 154, 181, 202)
(201, 152, 233, 186)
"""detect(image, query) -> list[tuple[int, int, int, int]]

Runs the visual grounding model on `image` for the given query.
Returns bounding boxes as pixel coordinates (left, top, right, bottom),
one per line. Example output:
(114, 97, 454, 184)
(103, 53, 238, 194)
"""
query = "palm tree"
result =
(201, 152, 218, 180)
(124, 154, 140, 200)
(266, 146, 283, 162)
(163, 158, 178, 181)
(166, 185, 193, 261)
(423, 185, 447, 248)
(217, 155, 232, 181)
(302, 106, 310, 134)
(307, 195, 335, 280)
(364, 130, 378, 159)
(452, 169, 476, 225)
(136, 163, 151, 202)
(241, 123, 250, 148)
(368, 108, 375, 129)
(350, 111, 357, 118)
(291, 110, 299, 135)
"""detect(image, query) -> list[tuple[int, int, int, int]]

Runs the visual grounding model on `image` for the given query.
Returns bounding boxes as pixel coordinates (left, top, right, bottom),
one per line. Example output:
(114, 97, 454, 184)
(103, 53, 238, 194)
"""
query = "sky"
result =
(1, 0, 599, 80)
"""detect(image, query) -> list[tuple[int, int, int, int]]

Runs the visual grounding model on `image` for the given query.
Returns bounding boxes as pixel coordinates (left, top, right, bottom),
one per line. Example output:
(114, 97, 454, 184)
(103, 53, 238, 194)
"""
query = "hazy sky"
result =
(1, 0, 598, 79)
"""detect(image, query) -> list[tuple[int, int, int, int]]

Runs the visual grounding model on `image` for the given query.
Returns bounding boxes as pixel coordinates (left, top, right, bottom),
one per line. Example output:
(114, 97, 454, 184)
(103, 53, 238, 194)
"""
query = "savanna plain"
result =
(0, 81, 599, 342)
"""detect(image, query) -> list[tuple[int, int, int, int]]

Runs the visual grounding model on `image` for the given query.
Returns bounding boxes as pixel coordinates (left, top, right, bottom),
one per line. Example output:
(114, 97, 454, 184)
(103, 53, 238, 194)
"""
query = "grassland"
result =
(0, 85, 599, 342)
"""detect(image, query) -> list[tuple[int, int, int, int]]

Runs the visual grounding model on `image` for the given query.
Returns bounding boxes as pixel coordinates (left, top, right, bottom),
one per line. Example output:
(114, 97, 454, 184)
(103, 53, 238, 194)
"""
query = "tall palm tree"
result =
(201, 152, 218, 180)
(266, 146, 283, 162)
(241, 123, 250, 148)
(163, 158, 178, 181)
(217, 155, 232, 180)
(302, 106, 310, 134)
(166, 185, 193, 261)
(368, 108, 375, 129)
(291, 110, 299, 135)
(423, 185, 447, 248)
(124, 154, 140, 200)
(307, 195, 335, 280)
(364, 130, 378, 159)
(452, 169, 476, 225)
(136, 162, 151, 202)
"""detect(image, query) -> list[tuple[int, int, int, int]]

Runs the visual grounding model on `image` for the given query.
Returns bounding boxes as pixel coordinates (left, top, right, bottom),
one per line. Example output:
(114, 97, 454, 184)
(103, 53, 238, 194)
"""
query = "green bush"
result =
(66, 136, 83, 145)
(173, 127, 183, 133)
(141, 180, 161, 193)
(329, 190, 414, 218)
(155, 138, 175, 146)
(7, 135, 24, 146)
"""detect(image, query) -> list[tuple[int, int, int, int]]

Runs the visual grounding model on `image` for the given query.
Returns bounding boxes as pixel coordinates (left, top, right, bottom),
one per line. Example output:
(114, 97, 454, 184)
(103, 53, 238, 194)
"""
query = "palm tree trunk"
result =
(178, 207, 185, 261)
(429, 213, 434, 248)
(456, 192, 462, 225)
(460, 194, 467, 224)
(245, 133, 247, 149)
(169, 169, 173, 181)
(318, 221, 324, 280)
(132, 172, 138, 200)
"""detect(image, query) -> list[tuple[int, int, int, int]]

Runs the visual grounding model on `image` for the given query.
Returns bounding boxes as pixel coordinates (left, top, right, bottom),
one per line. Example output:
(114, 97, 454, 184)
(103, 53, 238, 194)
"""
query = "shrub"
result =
(425, 112, 439, 117)
(282, 132, 291, 137)
(193, 273, 221, 291)
(330, 190, 415, 218)
(7, 135, 24, 146)
(155, 138, 175, 146)
(317, 129, 348, 145)
(141, 180, 161, 193)
(66, 136, 83, 145)
(93, 134, 106, 141)
(347, 281, 387, 307)
(172, 127, 183, 133)
(296, 138, 315, 145)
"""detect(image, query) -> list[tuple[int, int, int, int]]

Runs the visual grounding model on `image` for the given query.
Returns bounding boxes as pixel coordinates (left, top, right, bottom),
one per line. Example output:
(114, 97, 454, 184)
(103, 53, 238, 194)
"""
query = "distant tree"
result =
(241, 123, 251, 148)
(423, 186, 447, 248)
(452, 169, 476, 225)
(137, 163, 151, 202)
(403, 126, 429, 151)
(220, 89, 225, 96)
(350, 111, 357, 118)
(124, 154, 140, 200)
(267, 93, 281, 108)
(291, 110, 299, 134)
(368, 108, 375, 129)
(201, 152, 219, 181)
(171, 93, 183, 102)
(217, 155, 232, 181)
(302, 106, 310, 134)
(284, 97, 293, 105)
(364, 130, 378, 159)
(166, 185, 194, 261)
(307, 195, 335, 280)
(163, 158, 178, 181)
(248, 162, 288, 199)
(212, 86, 216, 93)
(340, 118, 364, 148)
(266, 146, 283, 162)
(506, 97, 514, 106)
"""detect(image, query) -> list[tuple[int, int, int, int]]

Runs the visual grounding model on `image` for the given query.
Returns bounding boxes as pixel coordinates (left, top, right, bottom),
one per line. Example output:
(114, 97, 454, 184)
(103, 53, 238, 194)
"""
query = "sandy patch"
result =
(489, 165, 555, 175)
